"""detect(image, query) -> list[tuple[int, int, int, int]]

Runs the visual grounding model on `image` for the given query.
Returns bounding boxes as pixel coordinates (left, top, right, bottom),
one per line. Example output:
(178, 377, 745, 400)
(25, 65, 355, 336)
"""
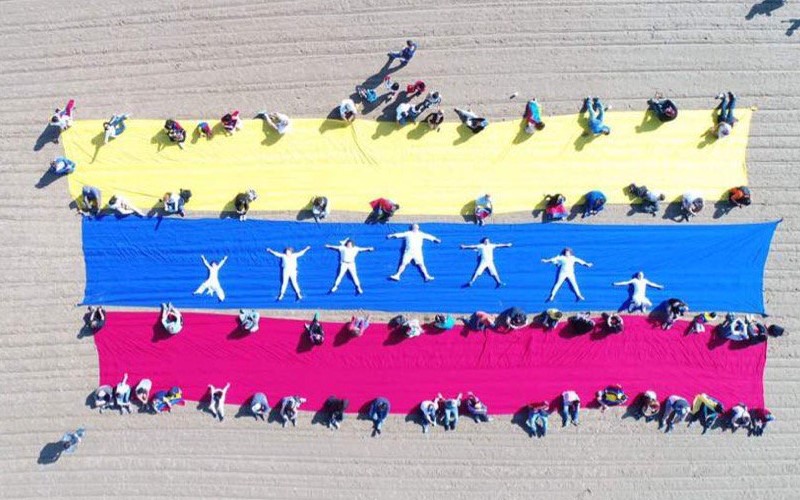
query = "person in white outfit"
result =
(193, 255, 228, 301)
(108, 195, 145, 217)
(267, 246, 311, 300)
(387, 224, 441, 282)
(207, 383, 230, 422)
(613, 271, 664, 312)
(541, 248, 593, 301)
(461, 237, 511, 287)
(325, 239, 374, 294)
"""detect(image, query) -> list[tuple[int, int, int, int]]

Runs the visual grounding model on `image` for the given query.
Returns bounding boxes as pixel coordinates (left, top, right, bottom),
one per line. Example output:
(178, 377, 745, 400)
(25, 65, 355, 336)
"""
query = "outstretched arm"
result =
(386, 232, 401, 239)
(421, 232, 440, 243)
(574, 257, 592, 267)
(324, 244, 339, 250)
(266, 248, 281, 257)
(613, 279, 634, 286)
(360, 247, 375, 252)
(460, 244, 478, 249)
(541, 256, 556, 264)
(497, 243, 513, 248)
(218, 256, 228, 267)
(645, 280, 664, 289)
(201, 255, 210, 268)
(296, 246, 311, 257)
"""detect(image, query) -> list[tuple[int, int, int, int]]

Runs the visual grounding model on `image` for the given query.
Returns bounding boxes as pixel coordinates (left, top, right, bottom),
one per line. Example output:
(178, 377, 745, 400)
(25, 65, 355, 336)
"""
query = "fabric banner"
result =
(63, 111, 751, 215)
(95, 312, 766, 414)
(82, 218, 777, 314)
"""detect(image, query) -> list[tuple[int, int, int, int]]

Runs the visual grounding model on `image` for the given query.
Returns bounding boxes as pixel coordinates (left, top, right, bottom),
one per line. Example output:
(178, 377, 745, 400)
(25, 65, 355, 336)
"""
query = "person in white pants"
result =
(613, 271, 664, 312)
(267, 246, 311, 300)
(193, 255, 228, 301)
(541, 248, 593, 301)
(461, 237, 511, 287)
(325, 239, 374, 294)
(207, 383, 230, 422)
(108, 194, 145, 217)
(387, 224, 441, 282)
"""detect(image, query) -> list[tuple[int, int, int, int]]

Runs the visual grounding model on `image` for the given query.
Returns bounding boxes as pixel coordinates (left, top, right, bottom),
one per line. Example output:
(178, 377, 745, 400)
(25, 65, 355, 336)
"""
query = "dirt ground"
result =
(1, 1, 799, 498)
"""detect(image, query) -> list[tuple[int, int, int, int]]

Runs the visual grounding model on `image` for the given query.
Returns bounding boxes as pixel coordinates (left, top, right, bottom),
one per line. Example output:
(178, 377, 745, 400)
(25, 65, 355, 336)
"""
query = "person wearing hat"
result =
(540, 309, 563, 330)
(596, 384, 628, 412)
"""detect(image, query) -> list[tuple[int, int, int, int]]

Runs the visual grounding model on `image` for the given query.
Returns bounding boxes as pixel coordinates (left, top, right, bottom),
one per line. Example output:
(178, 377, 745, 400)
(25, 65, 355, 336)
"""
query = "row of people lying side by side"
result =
(67, 181, 751, 225)
(91, 376, 774, 438)
(84, 305, 785, 348)
(45, 91, 740, 156)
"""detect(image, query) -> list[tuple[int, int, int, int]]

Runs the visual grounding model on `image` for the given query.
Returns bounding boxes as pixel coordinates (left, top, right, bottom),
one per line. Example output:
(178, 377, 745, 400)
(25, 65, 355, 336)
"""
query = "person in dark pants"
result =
(387, 40, 417, 65)
(324, 396, 349, 430)
(234, 189, 258, 221)
(647, 94, 678, 122)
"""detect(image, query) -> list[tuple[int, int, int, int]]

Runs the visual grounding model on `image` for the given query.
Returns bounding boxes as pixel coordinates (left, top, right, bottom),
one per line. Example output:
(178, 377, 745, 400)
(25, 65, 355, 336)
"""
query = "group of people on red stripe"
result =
(90, 371, 774, 438)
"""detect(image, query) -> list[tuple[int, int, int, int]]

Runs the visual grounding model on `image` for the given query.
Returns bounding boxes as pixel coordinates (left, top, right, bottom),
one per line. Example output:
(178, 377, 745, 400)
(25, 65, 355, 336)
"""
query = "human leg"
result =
(413, 255, 434, 281)
(566, 275, 585, 301)
(586, 98, 597, 121)
(349, 264, 363, 293)
(278, 272, 289, 300)
(724, 92, 737, 124)
(214, 282, 226, 301)
(548, 272, 568, 301)
(289, 274, 302, 299)
(331, 264, 348, 292)
(570, 403, 580, 425)
(486, 263, 503, 286)
(193, 280, 210, 295)
(390, 252, 413, 280)
(469, 261, 489, 285)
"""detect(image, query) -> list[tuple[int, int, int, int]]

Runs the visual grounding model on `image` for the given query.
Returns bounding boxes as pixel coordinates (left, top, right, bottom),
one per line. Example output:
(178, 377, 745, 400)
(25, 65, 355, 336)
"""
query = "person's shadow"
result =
(38, 441, 65, 465)
(745, 0, 785, 20)
(33, 124, 61, 151)
(784, 19, 800, 36)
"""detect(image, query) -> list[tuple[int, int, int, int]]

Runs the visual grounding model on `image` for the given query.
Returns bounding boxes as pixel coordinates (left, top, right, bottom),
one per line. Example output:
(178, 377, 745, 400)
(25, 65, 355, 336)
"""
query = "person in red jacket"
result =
(369, 198, 400, 222)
